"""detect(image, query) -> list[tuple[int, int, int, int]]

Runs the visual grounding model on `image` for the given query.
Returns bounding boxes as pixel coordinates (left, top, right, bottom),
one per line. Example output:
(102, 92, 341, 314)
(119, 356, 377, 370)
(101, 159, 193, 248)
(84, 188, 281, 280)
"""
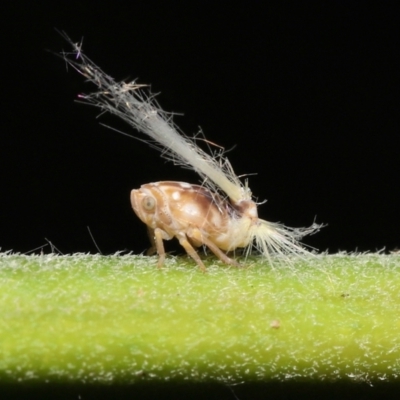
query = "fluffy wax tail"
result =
(248, 220, 322, 262)
(59, 33, 249, 204)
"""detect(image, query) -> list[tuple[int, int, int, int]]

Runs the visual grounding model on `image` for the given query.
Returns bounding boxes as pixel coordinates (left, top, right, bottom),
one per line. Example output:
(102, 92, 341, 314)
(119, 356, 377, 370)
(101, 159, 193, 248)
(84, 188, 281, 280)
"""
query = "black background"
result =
(1, 3, 398, 256)
(0, 1, 399, 398)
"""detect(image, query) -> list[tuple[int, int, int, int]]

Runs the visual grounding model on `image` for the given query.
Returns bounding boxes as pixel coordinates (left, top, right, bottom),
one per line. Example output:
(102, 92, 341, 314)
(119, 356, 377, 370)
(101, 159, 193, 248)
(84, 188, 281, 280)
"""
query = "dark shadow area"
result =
(1, 381, 399, 400)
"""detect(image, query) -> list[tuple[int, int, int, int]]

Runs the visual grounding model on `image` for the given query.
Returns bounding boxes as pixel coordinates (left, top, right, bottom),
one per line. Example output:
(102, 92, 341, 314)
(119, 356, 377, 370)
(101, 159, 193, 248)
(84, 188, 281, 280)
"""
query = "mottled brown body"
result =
(131, 181, 258, 271)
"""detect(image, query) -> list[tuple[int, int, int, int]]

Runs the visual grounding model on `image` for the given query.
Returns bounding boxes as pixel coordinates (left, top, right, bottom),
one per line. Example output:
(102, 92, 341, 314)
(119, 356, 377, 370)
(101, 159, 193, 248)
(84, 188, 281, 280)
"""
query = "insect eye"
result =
(142, 196, 156, 211)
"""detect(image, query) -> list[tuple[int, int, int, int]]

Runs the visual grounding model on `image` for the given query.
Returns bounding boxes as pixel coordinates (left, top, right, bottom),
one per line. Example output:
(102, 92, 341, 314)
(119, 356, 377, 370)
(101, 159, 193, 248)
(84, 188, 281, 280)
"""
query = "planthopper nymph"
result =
(60, 33, 322, 271)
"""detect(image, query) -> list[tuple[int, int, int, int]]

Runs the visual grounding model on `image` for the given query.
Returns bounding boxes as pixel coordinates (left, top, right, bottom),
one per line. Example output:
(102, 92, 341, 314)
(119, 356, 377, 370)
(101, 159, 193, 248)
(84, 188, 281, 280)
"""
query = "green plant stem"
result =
(0, 252, 399, 384)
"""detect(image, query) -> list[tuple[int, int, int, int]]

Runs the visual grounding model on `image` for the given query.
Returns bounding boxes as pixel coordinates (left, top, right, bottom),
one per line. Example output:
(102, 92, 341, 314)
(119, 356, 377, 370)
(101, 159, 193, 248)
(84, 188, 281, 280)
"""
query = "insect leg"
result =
(154, 228, 166, 269)
(176, 233, 207, 272)
(146, 227, 157, 256)
(187, 227, 241, 268)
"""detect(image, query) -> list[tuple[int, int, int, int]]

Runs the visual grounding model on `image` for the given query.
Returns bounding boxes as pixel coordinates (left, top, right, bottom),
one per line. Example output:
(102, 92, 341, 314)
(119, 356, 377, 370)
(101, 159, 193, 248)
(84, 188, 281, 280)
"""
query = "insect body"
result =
(131, 181, 257, 271)
(60, 33, 321, 270)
